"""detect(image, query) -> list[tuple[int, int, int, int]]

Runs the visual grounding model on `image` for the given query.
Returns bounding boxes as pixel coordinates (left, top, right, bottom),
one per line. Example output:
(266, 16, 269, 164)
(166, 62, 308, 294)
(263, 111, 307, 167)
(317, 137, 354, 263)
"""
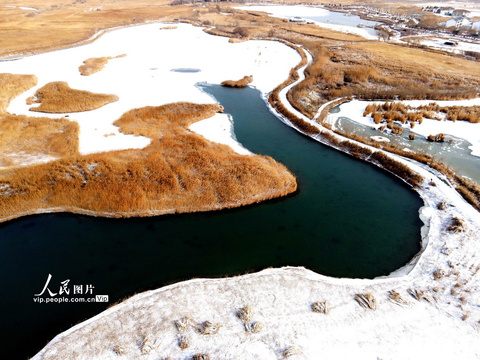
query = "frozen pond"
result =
(238, 5, 381, 39)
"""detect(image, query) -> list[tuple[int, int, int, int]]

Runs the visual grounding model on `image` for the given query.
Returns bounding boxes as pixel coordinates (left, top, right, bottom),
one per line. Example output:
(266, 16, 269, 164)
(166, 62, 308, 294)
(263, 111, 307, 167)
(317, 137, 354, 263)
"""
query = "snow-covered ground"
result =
(331, 99, 480, 157)
(4, 5, 38, 11)
(413, 37, 480, 54)
(237, 5, 379, 40)
(0, 23, 300, 158)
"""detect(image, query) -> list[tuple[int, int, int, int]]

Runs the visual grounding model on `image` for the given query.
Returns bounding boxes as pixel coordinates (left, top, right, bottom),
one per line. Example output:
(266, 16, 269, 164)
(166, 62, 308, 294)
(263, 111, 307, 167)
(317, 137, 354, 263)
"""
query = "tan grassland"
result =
(27, 81, 119, 113)
(0, 0, 189, 58)
(0, 100, 297, 222)
(78, 54, 126, 76)
(0, 72, 37, 111)
(0, 74, 79, 169)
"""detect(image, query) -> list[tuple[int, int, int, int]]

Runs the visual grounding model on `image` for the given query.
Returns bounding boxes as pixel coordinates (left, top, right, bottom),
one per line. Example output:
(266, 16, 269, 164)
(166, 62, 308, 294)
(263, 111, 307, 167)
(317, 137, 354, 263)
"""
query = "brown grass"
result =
(364, 102, 480, 126)
(0, 102, 297, 223)
(0, 0, 187, 58)
(78, 54, 126, 76)
(0, 73, 37, 111)
(0, 74, 79, 168)
(28, 81, 119, 113)
(221, 75, 253, 88)
(0, 113, 79, 168)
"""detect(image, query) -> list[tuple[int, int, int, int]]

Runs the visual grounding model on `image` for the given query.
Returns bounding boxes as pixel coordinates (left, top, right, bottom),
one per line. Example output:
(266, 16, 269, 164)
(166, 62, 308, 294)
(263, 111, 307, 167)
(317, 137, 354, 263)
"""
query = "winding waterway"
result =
(0, 85, 423, 359)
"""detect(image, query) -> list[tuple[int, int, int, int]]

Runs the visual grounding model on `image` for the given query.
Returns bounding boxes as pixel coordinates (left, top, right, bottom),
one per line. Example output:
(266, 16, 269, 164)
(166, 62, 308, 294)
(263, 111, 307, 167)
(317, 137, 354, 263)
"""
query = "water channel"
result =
(0, 84, 424, 359)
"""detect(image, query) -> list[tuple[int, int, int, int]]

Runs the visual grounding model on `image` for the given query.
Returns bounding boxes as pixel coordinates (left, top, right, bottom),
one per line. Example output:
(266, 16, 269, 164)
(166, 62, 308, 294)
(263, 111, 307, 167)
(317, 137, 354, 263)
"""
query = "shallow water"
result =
(0, 85, 423, 359)
(335, 113, 480, 183)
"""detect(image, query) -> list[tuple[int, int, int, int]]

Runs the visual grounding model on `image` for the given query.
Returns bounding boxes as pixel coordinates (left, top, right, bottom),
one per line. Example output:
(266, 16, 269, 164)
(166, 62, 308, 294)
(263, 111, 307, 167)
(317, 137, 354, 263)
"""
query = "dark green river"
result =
(0, 85, 423, 359)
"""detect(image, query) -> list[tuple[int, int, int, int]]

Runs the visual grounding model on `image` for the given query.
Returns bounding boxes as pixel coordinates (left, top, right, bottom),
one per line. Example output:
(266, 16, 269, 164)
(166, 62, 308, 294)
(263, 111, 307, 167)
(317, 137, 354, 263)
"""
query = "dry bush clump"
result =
(427, 133, 446, 142)
(448, 217, 464, 233)
(78, 54, 125, 76)
(387, 290, 408, 306)
(311, 301, 329, 314)
(0, 102, 297, 223)
(112, 345, 126, 355)
(236, 306, 254, 324)
(407, 288, 434, 303)
(198, 321, 221, 335)
(433, 269, 445, 280)
(192, 354, 210, 360)
(236, 306, 262, 333)
(354, 293, 377, 310)
(28, 81, 119, 113)
(283, 346, 303, 358)
(178, 335, 189, 349)
(221, 75, 253, 88)
(249, 321, 264, 333)
(437, 201, 447, 210)
(174, 316, 193, 333)
(140, 335, 157, 355)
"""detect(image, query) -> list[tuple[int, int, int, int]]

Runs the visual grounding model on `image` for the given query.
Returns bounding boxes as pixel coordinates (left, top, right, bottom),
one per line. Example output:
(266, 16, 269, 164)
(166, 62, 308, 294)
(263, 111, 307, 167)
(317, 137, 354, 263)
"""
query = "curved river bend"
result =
(0, 85, 423, 358)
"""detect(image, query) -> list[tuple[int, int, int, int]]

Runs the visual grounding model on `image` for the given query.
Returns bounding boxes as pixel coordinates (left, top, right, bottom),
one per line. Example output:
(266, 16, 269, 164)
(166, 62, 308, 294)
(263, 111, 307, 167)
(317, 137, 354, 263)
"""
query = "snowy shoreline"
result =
(24, 21, 480, 360)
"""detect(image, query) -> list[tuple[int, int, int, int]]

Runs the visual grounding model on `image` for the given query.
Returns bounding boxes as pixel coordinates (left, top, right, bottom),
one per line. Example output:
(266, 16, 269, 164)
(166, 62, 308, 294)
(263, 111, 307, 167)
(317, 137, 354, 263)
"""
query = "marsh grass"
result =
(28, 81, 119, 113)
(221, 75, 253, 88)
(0, 74, 79, 168)
(0, 73, 37, 111)
(0, 102, 297, 222)
(364, 102, 480, 128)
(79, 54, 126, 76)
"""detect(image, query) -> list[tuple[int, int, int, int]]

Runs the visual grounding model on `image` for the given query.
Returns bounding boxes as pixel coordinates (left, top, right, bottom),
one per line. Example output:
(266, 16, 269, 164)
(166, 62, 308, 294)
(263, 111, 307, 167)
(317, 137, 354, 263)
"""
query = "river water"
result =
(0, 84, 424, 359)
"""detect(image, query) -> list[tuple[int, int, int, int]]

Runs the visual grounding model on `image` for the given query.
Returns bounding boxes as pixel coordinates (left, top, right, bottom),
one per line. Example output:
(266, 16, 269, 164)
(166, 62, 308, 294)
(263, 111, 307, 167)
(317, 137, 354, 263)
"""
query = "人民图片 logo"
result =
(33, 274, 108, 304)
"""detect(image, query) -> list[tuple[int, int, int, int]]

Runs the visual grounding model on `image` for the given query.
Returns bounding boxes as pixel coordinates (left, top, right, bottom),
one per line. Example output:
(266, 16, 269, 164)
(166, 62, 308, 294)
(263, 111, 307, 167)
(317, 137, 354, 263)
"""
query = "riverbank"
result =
(29, 19, 480, 360)
(0, 23, 301, 223)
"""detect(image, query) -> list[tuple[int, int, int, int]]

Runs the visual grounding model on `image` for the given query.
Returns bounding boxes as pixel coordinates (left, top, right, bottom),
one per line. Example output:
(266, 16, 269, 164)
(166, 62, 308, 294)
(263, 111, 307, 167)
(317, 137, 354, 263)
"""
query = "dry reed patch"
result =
(221, 75, 253, 88)
(364, 102, 480, 126)
(28, 81, 119, 113)
(78, 54, 126, 76)
(0, 73, 37, 111)
(0, 102, 297, 222)
(0, 113, 79, 168)
(0, 74, 79, 168)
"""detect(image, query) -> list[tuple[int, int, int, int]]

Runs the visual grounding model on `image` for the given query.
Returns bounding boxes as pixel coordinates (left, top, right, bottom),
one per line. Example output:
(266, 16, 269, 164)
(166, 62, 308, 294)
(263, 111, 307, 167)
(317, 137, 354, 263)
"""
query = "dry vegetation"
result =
(221, 75, 253, 88)
(0, 102, 297, 222)
(0, 74, 79, 168)
(364, 102, 480, 126)
(0, 73, 37, 111)
(27, 81, 119, 113)
(78, 54, 126, 76)
(0, 0, 187, 58)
